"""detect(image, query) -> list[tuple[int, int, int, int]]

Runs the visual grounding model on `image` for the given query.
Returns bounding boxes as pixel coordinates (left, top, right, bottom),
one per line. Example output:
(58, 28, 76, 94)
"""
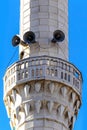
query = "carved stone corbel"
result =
(47, 101, 54, 113)
(12, 89, 16, 102)
(24, 84, 30, 97)
(58, 105, 65, 116)
(15, 107, 19, 119)
(49, 82, 55, 94)
(24, 103, 30, 116)
(35, 100, 41, 113)
(61, 87, 67, 97)
(35, 82, 41, 92)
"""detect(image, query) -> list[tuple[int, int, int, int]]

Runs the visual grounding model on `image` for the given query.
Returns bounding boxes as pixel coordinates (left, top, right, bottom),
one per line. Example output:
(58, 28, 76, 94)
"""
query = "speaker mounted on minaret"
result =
(12, 31, 36, 47)
(12, 35, 27, 47)
(51, 30, 65, 43)
(12, 35, 20, 47)
(23, 31, 36, 44)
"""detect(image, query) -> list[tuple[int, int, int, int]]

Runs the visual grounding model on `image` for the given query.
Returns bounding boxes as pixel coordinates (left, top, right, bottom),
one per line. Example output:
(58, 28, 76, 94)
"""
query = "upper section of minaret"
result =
(18, 0, 68, 60)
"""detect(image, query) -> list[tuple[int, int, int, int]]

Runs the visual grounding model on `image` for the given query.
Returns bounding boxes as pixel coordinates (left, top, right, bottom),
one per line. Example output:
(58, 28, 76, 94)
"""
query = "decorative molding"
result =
(4, 80, 81, 129)
(58, 105, 65, 116)
(12, 89, 16, 102)
(24, 84, 30, 97)
(49, 82, 55, 94)
(71, 92, 76, 103)
(76, 100, 80, 109)
(7, 96, 11, 106)
(35, 83, 41, 92)
(68, 111, 71, 120)
(15, 107, 19, 119)
(61, 87, 67, 97)
(24, 103, 30, 116)
(35, 100, 41, 113)
(47, 101, 54, 113)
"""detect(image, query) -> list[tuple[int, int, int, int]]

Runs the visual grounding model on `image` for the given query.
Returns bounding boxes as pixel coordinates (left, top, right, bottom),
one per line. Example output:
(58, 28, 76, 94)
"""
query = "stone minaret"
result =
(4, 0, 82, 130)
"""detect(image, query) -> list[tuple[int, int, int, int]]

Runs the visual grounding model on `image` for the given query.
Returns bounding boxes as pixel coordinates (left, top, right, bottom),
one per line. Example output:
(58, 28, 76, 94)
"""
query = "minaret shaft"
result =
(19, 0, 68, 60)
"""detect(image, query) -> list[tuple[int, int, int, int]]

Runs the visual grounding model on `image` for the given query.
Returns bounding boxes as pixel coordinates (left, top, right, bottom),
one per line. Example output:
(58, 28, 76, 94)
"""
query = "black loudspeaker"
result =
(23, 31, 36, 44)
(12, 35, 20, 47)
(51, 30, 65, 43)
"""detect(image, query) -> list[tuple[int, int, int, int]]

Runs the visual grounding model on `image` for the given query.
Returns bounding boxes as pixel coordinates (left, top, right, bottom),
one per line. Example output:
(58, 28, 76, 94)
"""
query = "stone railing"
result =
(4, 56, 82, 96)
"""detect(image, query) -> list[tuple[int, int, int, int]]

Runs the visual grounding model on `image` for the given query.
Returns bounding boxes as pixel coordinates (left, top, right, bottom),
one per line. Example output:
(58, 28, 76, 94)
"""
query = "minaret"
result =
(19, 0, 68, 60)
(4, 0, 82, 130)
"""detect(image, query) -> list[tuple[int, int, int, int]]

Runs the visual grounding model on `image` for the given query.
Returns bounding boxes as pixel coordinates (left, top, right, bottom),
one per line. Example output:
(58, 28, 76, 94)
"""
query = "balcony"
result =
(4, 56, 82, 97)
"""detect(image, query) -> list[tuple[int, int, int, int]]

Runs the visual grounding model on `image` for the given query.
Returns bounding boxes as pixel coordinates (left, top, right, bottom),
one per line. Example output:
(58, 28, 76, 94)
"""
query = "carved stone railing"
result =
(4, 56, 82, 96)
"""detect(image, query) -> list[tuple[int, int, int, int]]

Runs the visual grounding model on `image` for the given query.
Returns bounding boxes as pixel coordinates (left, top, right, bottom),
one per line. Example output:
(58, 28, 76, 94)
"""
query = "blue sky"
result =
(0, 0, 87, 130)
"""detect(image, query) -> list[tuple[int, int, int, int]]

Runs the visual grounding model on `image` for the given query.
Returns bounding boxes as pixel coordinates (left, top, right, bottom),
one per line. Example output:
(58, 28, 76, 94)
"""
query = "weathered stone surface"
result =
(3, 0, 82, 130)
(19, 0, 68, 60)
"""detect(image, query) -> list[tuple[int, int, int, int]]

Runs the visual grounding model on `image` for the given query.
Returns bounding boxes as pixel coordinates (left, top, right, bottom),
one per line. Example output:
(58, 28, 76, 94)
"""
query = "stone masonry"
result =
(19, 0, 68, 60)
(3, 1, 82, 130)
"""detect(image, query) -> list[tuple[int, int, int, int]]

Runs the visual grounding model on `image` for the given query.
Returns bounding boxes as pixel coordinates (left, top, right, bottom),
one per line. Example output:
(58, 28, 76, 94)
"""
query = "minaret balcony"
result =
(4, 56, 82, 97)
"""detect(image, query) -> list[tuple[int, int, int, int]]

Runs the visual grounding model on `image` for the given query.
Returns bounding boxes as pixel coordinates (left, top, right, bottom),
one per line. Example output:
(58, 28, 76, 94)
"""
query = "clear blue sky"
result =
(0, 0, 87, 130)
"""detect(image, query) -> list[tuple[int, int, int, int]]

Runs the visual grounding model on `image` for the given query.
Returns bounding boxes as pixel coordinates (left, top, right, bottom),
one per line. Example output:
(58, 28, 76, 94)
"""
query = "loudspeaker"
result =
(23, 31, 36, 44)
(51, 30, 65, 43)
(12, 35, 20, 47)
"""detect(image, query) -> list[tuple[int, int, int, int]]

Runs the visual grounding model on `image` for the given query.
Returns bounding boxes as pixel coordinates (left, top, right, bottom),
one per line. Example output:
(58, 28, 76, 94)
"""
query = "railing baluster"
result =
(4, 56, 82, 95)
